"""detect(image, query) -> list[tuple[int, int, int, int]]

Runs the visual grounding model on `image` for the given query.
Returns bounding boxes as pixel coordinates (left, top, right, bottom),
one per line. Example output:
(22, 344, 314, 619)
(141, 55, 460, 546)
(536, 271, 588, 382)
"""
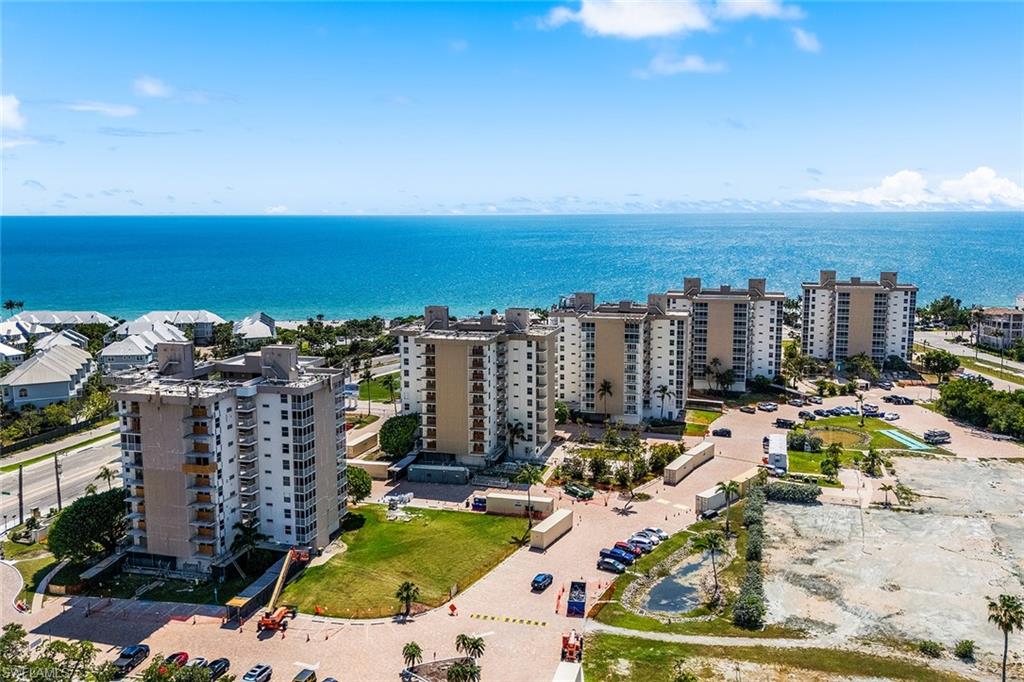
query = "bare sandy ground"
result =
(763, 457, 1024, 680)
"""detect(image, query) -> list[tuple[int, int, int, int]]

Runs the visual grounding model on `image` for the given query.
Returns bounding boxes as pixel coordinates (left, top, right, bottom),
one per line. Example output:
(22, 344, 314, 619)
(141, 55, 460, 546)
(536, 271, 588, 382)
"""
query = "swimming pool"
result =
(880, 429, 930, 450)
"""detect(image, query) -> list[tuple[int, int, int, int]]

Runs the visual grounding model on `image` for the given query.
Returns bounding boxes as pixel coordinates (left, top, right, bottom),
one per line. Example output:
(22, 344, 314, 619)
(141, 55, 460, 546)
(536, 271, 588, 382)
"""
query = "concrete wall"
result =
(594, 318, 624, 416)
(435, 342, 469, 455)
(530, 508, 573, 549)
(845, 289, 876, 357)
(346, 431, 379, 458)
(346, 458, 390, 480)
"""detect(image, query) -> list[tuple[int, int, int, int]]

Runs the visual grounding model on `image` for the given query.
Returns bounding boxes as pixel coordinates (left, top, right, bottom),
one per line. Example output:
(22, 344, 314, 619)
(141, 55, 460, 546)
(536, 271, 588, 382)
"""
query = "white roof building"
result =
(35, 329, 89, 351)
(108, 319, 187, 342)
(0, 345, 95, 409)
(12, 310, 116, 327)
(100, 328, 187, 371)
(233, 311, 276, 343)
(0, 342, 26, 366)
(135, 310, 226, 326)
(0, 320, 52, 348)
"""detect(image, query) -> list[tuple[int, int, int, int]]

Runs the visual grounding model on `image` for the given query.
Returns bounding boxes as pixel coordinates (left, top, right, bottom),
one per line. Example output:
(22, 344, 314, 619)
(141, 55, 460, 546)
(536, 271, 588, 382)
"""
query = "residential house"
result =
(0, 345, 96, 409)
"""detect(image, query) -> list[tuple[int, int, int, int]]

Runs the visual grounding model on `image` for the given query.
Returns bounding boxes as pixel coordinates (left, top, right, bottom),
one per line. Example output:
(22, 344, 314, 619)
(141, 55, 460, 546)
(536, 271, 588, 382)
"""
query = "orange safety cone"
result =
(306, 633, 310, 642)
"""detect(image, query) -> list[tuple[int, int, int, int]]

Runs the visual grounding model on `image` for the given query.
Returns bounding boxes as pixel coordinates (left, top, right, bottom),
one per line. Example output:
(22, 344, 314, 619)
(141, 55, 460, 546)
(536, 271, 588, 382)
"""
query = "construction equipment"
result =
(256, 548, 310, 632)
(560, 630, 583, 662)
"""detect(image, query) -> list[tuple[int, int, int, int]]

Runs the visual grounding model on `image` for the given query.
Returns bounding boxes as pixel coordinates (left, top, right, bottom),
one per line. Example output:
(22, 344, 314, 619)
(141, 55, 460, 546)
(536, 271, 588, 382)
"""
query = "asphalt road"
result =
(0, 439, 121, 531)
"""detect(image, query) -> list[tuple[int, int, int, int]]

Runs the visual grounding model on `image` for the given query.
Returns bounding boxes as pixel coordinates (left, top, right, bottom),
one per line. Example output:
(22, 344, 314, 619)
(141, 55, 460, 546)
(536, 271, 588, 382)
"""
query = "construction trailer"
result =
(530, 508, 573, 549)
(663, 440, 715, 485)
(766, 433, 788, 472)
(485, 492, 554, 518)
(694, 466, 762, 514)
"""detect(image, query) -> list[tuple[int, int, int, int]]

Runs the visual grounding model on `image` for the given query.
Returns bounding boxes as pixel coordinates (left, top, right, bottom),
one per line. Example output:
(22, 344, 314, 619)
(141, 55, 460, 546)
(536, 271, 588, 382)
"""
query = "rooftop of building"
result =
(134, 310, 227, 325)
(667, 277, 785, 300)
(11, 310, 116, 326)
(981, 307, 1024, 316)
(0, 345, 93, 387)
(802, 270, 918, 291)
(393, 306, 557, 340)
(233, 311, 277, 340)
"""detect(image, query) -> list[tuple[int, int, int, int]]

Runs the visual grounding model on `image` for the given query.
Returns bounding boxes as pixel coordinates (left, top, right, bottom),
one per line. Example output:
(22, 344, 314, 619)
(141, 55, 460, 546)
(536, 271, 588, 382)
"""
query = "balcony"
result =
(425, 405, 436, 414)
(471, 396, 484, 405)
(470, 383, 484, 394)
(240, 467, 258, 481)
(239, 485, 259, 498)
(238, 450, 257, 464)
(425, 392, 437, 402)
(182, 462, 217, 475)
(470, 348, 485, 357)
(471, 432, 485, 443)
(237, 418, 256, 429)
(424, 357, 436, 367)
(472, 419, 485, 429)
(472, 407, 485, 417)
(237, 435, 257, 448)
(471, 371, 485, 382)
(424, 416, 437, 427)
(292, 414, 315, 430)
(424, 439, 437, 450)
(121, 402, 140, 417)
(128, 527, 147, 538)
(240, 500, 261, 514)
(424, 380, 436, 391)
(192, 545, 215, 557)
(471, 359, 484, 369)
(189, 513, 215, 528)
(425, 368, 436, 379)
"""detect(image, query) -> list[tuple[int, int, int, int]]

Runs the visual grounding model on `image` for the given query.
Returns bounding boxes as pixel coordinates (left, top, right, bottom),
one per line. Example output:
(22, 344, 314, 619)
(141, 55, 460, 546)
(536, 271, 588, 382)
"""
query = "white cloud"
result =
(634, 52, 726, 78)
(714, 0, 803, 21)
(792, 27, 820, 53)
(2, 137, 35, 149)
(134, 75, 173, 98)
(939, 166, 1024, 206)
(807, 167, 1024, 208)
(543, 0, 711, 38)
(264, 204, 289, 215)
(65, 101, 139, 118)
(2, 94, 26, 130)
(449, 39, 469, 52)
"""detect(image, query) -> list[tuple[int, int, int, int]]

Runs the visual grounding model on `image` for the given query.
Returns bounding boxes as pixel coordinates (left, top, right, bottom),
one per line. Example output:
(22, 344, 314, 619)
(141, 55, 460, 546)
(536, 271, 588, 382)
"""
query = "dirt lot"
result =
(764, 457, 1024, 678)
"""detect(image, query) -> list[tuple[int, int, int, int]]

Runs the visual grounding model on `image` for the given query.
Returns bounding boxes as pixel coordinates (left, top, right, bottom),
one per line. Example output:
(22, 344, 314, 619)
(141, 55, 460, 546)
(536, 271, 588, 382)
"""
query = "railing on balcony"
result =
(471, 359, 484, 369)
(236, 400, 255, 413)
(472, 419, 485, 429)
(425, 405, 436, 414)
(471, 383, 484, 393)
(472, 407, 485, 417)
(471, 371, 485, 381)
(471, 432, 485, 442)
(424, 416, 437, 427)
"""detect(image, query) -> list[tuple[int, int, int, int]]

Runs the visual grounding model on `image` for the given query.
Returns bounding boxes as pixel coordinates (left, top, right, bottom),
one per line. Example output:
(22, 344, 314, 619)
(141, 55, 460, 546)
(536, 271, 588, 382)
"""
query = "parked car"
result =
(883, 412, 900, 421)
(633, 530, 661, 545)
(113, 645, 150, 677)
(892, 396, 914, 405)
(807, 396, 823, 404)
(924, 429, 951, 445)
(471, 496, 487, 512)
(531, 573, 554, 591)
(207, 659, 231, 680)
(292, 669, 316, 682)
(757, 402, 778, 412)
(787, 398, 805, 407)
(882, 395, 895, 403)
(243, 665, 273, 682)
(614, 541, 643, 556)
(877, 380, 893, 389)
(622, 539, 650, 554)
(739, 405, 757, 414)
(644, 527, 669, 541)
(600, 547, 635, 565)
(627, 535, 654, 552)
(827, 407, 843, 416)
(164, 653, 189, 668)
(187, 659, 209, 669)
(597, 557, 626, 574)
(798, 411, 816, 421)
(711, 428, 732, 437)
(775, 418, 796, 429)
(699, 509, 719, 520)
(813, 409, 829, 417)
(564, 482, 594, 500)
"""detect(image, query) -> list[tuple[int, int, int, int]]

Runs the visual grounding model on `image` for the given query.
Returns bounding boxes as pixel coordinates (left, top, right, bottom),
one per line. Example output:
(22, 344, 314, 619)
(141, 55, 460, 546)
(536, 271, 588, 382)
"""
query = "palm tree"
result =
(359, 365, 374, 416)
(402, 641, 423, 669)
(2, 300, 16, 318)
(455, 633, 485, 659)
(446, 661, 481, 682)
(230, 520, 269, 563)
(971, 307, 985, 359)
(655, 384, 673, 419)
(879, 483, 894, 507)
(717, 368, 736, 396)
(690, 530, 726, 596)
(84, 483, 98, 495)
(855, 391, 866, 427)
(994, 329, 1006, 374)
(987, 593, 1024, 682)
(514, 464, 544, 532)
(715, 480, 741, 536)
(379, 373, 400, 415)
(707, 358, 722, 393)
(597, 379, 613, 416)
(395, 581, 420, 618)
(505, 421, 525, 459)
(862, 445, 883, 477)
(95, 465, 115, 491)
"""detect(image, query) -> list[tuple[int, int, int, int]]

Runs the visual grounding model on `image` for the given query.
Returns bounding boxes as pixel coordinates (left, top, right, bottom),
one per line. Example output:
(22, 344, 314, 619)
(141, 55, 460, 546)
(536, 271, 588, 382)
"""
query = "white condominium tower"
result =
(110, 342, 348, 576)
(551, 293, 691, 424)
(665, 278, 785, 392)
(801, 270, 918, 365)
(392, 306, 558, 466)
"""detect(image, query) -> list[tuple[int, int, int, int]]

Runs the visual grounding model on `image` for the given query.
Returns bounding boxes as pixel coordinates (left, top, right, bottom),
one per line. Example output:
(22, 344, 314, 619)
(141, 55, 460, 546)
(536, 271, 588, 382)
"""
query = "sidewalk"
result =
(1, 421, 119, 468)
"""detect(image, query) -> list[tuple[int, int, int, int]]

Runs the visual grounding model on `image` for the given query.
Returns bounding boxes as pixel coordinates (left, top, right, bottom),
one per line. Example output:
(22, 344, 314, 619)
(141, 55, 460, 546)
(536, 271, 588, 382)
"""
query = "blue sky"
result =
(3, 1, 1022, 215)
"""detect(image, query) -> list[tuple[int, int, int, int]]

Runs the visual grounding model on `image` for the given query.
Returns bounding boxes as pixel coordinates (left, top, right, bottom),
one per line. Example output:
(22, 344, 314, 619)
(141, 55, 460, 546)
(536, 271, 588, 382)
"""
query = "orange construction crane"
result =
(256, 547, 310, 633)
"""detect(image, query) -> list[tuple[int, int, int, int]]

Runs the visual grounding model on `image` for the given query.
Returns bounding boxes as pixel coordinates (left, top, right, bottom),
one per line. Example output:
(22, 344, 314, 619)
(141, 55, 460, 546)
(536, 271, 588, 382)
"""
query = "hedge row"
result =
(732, 561, 766, 629)
(765, 481, 822, 504)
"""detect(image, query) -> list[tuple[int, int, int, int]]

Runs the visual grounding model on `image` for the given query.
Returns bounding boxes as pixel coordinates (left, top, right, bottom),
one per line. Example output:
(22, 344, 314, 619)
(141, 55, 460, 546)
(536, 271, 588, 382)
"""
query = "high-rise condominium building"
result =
(663, 278, 785, 392)
(551, 293, 691, 423)
(392, 307, 558, 466)
(110, 342, 347, 576)
(801, 270, 917, 365)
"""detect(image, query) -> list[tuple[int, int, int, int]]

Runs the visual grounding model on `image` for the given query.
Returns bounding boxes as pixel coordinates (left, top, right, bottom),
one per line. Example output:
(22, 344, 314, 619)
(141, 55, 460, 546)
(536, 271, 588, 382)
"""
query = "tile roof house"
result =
(0, 345, 96, 409)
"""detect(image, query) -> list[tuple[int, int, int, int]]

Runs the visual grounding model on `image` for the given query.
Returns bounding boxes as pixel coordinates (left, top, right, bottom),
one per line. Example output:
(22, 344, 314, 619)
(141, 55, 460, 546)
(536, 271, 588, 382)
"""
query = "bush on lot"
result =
(347, 467, 373, 504)
(745, 523, 764, 562)
(743, 486, 766, 528)
(732, 562, 766, 629)
(953, 639, 975, 660)
(936, 378, 1024, 439)
(765, 481, 822, 504)
(917, 640, 943, 658)
(379, 413, 420, 457)
(787, 430, 823, 453)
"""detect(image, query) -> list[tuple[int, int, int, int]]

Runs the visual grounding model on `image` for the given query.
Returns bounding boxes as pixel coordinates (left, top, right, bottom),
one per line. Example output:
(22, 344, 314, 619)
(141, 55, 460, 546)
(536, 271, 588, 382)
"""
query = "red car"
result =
(614, 541, 643, 557)
(164, 653, 189, 667)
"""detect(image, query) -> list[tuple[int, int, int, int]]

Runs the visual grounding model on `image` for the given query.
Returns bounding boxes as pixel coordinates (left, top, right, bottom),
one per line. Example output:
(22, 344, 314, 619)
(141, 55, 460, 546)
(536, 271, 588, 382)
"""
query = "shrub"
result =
(554, 400, 570, 424)
(347, 466, 372, 503)
(745, 523, 763, 562)
(953, 639, 975, 660)
(749, 374, 772, 392)
(917, 640, 943, 658)
(379, 413, 420, 457)
(765, 481, 822, 504)
(48, 488, 128, 561)
(742, 486, 766, 528)
(732, 562, 766, 629)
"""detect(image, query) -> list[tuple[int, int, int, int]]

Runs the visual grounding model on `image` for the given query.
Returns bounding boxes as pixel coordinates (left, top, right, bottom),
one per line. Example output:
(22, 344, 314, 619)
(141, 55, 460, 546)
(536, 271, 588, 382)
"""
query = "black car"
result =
(813, 409, 829, 417)
(798, 411, 816, 421)
(208, 659, 231, 680)
(775, 418, 796, 429)
(531, 573, 554, 591)
(113, 645, 150, 677)
(711, 428, 732, 437)
(699, 509, 719, 520)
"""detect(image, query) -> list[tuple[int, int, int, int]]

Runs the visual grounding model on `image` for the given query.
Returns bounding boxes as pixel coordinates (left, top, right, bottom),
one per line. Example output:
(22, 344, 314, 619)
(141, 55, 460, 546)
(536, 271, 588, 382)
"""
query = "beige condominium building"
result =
(664, 278, 785, 392)
(801, 270, 917, 366)
(977, 305, 1024, 349)
(551, 293, 691, 424)
(110, 342, 347, 576)
(392, 307, 558, 467)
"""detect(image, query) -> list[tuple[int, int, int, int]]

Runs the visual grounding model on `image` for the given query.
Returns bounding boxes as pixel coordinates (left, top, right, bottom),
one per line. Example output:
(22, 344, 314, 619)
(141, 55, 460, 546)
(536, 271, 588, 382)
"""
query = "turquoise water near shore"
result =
(2, 213, 1021, 320)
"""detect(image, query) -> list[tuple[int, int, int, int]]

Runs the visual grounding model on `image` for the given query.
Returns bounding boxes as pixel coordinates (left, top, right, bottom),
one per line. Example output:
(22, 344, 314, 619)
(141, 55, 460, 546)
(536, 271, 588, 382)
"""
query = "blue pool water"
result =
(880, 429, 930, 450)
(3, 212, 1021, 319)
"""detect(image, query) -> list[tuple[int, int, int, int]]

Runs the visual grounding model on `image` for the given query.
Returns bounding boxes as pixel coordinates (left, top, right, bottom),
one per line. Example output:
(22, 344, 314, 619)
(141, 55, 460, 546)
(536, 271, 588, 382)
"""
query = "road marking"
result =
(469, 613, 547, 627)
(655, 498, 670, 505)
(673, 504, 688, 510)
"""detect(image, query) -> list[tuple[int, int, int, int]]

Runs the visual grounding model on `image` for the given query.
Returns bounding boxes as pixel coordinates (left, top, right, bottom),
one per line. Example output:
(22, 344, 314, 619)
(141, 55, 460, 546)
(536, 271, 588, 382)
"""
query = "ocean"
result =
(2, 213, 1022, 320)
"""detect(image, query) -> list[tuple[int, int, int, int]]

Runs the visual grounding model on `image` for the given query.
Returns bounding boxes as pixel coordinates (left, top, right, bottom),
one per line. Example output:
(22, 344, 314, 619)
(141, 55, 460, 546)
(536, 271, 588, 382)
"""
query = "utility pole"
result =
(18, 465, 24, 525)
(54, 452, 63, 511)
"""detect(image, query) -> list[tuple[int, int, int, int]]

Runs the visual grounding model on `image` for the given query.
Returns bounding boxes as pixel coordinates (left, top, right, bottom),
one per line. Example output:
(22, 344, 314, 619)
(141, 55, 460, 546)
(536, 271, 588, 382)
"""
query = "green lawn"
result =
(811, 416, 935, 451)
(345, 412, 380, 429)
(583, 633, 971, 682)
(786, 449, 860, 475)
(280, 505, 525, 618)
(12, 555, 59, 605)
(358, 373, 399, 403)
(685, 409, 722, 426)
